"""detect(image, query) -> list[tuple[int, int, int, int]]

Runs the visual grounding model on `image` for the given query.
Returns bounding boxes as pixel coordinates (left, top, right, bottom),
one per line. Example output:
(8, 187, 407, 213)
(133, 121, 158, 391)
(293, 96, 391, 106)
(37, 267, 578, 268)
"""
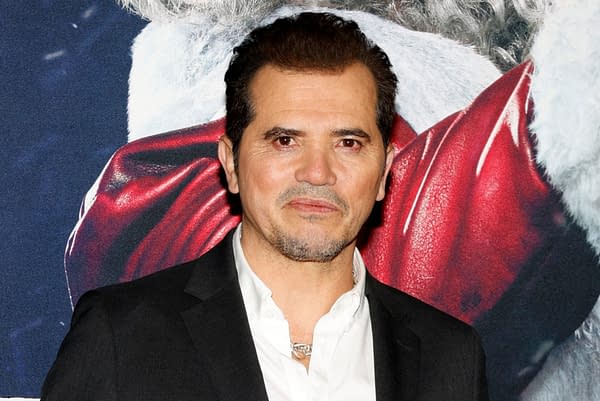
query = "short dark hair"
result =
(224, 12, 397, 162)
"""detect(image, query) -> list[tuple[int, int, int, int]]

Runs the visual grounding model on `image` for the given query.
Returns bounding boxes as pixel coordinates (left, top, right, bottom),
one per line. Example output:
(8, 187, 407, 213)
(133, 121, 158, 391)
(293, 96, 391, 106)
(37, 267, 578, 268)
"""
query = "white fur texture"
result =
(522, 1, 600, 400)
(117, 0, 285, 22)
(128, 17, 230, 138)
(118, 0, 551, 73)
(530, 0, 600, 256)
(127, 6, 500, 140)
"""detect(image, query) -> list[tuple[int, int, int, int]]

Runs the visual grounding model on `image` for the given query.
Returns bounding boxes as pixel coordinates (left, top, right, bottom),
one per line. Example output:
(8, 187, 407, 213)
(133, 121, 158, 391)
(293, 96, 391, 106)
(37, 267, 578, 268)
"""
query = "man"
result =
(43, 12, 488, 401)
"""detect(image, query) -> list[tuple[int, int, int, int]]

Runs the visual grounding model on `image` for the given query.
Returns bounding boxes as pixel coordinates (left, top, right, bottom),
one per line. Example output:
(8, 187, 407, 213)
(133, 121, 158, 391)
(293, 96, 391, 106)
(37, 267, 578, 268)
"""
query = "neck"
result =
(240, 228, 356, 344)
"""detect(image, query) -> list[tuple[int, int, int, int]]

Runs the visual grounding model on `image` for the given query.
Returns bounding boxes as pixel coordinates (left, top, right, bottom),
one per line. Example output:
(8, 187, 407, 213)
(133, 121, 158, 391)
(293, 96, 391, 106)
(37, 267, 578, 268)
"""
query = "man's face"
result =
(219, 63, 394, 263)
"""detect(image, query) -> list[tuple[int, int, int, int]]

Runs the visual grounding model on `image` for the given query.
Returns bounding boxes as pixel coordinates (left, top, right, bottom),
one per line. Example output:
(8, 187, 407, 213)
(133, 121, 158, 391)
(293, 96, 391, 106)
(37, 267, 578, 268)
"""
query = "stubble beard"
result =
(270, 225, 351, 263)
(250, 184, 356, 262)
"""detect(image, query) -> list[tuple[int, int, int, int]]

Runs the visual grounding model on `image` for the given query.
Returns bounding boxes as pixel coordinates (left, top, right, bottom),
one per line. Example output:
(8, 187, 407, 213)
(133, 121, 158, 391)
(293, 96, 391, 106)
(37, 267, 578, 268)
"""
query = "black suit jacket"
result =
(42, 233, 488, 401)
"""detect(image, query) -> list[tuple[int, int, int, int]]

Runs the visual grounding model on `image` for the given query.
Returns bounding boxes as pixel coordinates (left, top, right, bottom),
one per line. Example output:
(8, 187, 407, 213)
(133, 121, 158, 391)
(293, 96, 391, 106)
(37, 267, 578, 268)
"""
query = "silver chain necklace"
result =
(289, 266, 357, 360)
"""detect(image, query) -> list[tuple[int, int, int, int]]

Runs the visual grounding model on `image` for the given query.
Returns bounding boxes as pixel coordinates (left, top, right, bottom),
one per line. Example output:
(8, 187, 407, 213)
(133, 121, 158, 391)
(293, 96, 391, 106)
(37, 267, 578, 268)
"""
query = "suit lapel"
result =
(178, 237, 420, 401)
(180, 234, 269, 401)
(367, 275, 421, 401)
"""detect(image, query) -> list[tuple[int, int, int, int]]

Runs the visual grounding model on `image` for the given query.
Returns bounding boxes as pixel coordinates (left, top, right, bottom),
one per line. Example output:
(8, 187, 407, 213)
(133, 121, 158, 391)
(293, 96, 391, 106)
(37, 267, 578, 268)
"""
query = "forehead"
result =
(247, 63, 379, 135)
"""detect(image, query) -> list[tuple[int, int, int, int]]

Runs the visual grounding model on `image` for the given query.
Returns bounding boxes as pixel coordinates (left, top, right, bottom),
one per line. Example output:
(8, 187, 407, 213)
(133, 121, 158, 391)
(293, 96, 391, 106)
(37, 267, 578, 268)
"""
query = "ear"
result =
(376, 143, 396, 201)
(218, 135, 239, 194)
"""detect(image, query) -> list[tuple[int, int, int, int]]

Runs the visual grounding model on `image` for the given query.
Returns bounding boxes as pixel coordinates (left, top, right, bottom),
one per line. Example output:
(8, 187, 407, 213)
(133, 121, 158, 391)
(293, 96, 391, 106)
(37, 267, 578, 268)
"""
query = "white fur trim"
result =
(127, 6, 499, 140)
(128, 17, 232, 138)
(118, 1, 399, 22)
(530, 0, 600, 255)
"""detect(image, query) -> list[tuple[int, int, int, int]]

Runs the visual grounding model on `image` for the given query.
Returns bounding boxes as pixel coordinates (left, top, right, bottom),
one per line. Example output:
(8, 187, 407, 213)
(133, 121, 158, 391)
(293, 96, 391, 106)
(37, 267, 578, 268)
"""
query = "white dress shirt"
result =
(232, 226, 376, 401)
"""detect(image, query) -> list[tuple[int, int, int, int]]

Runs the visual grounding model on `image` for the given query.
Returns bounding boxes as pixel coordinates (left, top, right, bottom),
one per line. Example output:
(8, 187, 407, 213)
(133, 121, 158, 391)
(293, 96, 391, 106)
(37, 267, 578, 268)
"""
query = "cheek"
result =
(237, 165, 285, 206)
(347, 172, 384, 212)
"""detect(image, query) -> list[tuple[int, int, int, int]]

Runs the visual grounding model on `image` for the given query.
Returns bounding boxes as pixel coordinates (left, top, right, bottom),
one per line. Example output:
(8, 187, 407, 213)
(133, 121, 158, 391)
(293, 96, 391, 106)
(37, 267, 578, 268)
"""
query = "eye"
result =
(272, 135, 297, 150)
(338, 138, 362, 150)
(277, 136, 293, 146)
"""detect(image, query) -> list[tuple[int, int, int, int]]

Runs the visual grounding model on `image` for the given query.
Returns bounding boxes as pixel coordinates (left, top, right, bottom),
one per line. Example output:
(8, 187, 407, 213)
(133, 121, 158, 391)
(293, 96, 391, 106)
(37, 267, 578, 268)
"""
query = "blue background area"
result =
(1, 1, 146, 395)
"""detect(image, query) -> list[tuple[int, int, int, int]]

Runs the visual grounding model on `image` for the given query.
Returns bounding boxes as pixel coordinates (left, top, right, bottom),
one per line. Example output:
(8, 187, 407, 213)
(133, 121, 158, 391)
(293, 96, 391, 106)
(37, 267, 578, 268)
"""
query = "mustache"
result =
(277, 184, 348, 212)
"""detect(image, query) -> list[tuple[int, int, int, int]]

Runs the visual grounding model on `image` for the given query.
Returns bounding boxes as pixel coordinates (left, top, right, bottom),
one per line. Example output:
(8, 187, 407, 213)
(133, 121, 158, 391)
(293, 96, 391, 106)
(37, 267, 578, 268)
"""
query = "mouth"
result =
(285, 198, 340, 214)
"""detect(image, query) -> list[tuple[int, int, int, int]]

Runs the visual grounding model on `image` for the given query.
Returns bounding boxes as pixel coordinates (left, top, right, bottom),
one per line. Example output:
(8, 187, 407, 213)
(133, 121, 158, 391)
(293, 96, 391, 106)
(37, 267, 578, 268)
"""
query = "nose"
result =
(294, 147, 337, 186)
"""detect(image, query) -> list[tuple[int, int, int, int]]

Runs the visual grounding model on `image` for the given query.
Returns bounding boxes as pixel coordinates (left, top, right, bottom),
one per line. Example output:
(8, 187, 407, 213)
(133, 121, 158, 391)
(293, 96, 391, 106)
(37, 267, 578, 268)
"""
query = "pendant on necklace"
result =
(290, 342, 312, 359)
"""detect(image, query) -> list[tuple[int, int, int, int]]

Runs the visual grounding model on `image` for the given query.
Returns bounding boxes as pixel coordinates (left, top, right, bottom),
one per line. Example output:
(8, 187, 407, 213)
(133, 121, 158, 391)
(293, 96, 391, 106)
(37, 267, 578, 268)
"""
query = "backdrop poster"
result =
(2, 1, 598, 400)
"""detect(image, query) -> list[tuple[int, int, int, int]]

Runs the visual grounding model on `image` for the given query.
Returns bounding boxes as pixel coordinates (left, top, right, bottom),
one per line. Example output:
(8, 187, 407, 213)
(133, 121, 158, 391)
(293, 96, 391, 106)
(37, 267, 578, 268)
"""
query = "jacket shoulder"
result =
(367, 276, 476, 337)
(78, 233, 234, 316)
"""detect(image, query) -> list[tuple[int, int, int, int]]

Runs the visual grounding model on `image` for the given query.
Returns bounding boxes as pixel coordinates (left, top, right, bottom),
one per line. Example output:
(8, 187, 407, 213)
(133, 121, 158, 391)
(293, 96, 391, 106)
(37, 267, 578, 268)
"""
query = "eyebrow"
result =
(332, 128, 372, 143)
(263, 126, 372, 142)
(263, 127, 302, 140)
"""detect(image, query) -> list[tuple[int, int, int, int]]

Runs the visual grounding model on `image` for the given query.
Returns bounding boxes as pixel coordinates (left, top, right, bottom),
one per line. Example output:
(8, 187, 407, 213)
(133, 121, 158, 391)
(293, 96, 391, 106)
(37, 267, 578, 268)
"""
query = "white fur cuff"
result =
(530, 0, 600, 256)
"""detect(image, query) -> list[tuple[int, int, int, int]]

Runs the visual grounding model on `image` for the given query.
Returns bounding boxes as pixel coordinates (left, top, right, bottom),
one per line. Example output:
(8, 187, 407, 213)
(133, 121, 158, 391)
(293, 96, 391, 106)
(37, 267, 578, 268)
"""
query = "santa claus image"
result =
(32, 1, 600, 400)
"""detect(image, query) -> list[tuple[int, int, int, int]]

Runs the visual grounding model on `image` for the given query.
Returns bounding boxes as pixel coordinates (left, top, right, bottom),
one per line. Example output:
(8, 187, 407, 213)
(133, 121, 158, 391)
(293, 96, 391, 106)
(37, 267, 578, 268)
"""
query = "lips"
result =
(286, 198, 340, 213)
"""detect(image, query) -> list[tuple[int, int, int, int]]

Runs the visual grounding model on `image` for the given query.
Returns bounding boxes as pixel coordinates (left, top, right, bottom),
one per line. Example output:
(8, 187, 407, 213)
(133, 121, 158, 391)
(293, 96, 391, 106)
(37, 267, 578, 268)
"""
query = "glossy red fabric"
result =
(362, 62, 564, 322)
(65, 62, 563, 322)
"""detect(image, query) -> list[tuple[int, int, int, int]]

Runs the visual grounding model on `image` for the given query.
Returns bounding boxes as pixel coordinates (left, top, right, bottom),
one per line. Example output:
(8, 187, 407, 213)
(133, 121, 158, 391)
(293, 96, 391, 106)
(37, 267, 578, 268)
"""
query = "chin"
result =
(272, 230, 351, 263)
